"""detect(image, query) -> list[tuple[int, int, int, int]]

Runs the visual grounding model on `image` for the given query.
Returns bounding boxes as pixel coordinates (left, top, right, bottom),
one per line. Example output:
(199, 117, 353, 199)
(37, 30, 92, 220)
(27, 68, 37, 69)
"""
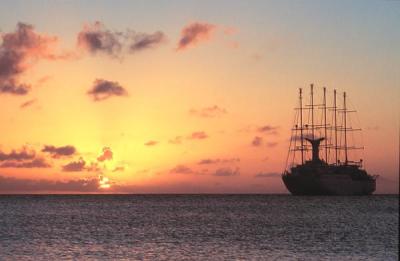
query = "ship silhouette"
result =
(282, 84, 376, 195)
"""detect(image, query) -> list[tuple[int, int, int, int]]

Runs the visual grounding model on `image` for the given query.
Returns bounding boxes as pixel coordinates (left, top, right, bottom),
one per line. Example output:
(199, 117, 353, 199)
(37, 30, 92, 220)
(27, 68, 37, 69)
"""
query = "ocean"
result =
(0, 195, 398, 260)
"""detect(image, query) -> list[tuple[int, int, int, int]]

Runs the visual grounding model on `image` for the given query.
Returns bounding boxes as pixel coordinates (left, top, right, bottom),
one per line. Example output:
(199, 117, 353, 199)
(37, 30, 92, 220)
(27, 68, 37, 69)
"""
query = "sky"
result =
(0, 0, 398, 193)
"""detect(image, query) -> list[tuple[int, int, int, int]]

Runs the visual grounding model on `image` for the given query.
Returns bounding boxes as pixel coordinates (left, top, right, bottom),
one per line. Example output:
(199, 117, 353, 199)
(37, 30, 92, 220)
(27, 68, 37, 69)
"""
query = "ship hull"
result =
(282, 174, 376, 196)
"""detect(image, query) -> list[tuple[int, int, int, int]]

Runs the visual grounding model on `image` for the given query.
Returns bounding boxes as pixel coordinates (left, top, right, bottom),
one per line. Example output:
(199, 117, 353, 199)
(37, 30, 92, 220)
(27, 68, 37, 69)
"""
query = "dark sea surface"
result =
(0, 195, 398, 260)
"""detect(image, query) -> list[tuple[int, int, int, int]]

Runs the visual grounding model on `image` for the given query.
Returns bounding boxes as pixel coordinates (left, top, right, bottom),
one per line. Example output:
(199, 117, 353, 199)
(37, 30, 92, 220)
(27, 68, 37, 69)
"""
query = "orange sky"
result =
(0, 1, 398, 193)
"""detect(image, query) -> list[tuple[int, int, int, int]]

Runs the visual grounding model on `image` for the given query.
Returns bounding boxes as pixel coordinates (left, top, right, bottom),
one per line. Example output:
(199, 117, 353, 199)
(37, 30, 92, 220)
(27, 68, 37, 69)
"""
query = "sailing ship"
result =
(282, 84, 376, 195)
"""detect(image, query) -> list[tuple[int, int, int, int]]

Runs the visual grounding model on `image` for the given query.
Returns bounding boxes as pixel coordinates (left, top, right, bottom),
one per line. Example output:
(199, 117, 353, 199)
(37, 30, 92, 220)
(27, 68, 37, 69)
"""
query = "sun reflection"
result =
(99, 176, 111, 189)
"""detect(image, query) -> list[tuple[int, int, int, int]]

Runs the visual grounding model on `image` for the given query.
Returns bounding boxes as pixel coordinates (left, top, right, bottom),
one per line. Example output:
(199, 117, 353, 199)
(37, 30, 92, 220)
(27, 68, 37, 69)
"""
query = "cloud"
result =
(198, 159, 220, 165)
(20, 98, 36, 109)
(77, 21, 166, 58)
(87, 79, 128, 101)
(77, 21, 123, 58)
(177, 22, 216, 51)
(0, 175, 100, 193)
(112, 166, 125, 172)
(169, 136, 183, 144)
(213, 167, 240, 177)
(144, 140, 158, 146)
(42, 145, 76, 158)
(187, 131, 208, 140)
(266, 142, 278, 147)
(0, 148, 35, 161)
(258, 125, 279, 135)
(251, 136, 263, 147)
(62, 158, 86, 172)
(130, 31, 166, 52)
(0, 22, 65, 95)
(189, 105, 227, 118)
(254, 172, 281, 178)
(97, 147, 113, 162)
(0, 158, 50, 168)
(170, 164, 194, 174)
(198, 158, 240, 165)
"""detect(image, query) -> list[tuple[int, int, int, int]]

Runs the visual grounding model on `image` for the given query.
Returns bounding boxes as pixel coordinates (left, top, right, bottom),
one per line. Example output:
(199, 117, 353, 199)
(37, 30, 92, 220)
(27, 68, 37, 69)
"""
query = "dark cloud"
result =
(62, 159, 86, 172)
(198, 158, 240, 165)
(177, 22, 216, 51)
(0, 158, 50, 168)
(20, 98, 36, 108)
(0, 175, 100, 193)
(78, 21, 166, 58)
(213, 167, 240, 177)
(144, 140, 158, 146)
(42, 145, 76, 158)
(130, 31, 166, 52)
(187, 131, 208, 140)
(97, 147, 113, 162)
(252, 136, 263, 147)
(77, 21, 123, 57)
(0, 22, 63, 95)
(254, 172, 281, 178)
(0, 81, 30, 95)
(87, 79, 128, 101)
(0, 148, 35, 161)
(169, 136, 183, 144)
(189, 105, 227, 118)
(170, 164, 194, 174)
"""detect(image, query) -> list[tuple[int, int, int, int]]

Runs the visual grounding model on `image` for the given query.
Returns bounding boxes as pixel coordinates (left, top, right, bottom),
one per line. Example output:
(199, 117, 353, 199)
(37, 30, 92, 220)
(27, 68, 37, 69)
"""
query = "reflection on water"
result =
(0, 195, 398, 260)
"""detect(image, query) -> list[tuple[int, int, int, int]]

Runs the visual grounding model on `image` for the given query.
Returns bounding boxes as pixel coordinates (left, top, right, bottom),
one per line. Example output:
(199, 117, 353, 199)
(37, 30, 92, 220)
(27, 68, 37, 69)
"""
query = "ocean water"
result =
(0, 195, 398, 260)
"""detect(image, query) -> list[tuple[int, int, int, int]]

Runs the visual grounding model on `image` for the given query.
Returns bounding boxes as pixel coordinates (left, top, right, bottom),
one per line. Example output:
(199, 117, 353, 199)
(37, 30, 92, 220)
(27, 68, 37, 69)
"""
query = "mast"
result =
(344, 92, 348, 164)
(299, 88, 304, 164)
(334, 89, 338, 165)
(323, 87, 328, 163)
(311, 84, 314, 140)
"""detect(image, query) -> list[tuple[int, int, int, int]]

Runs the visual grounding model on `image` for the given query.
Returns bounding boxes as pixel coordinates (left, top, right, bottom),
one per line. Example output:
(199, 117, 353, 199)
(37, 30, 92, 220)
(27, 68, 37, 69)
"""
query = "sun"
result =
(99, 176, 111, 189)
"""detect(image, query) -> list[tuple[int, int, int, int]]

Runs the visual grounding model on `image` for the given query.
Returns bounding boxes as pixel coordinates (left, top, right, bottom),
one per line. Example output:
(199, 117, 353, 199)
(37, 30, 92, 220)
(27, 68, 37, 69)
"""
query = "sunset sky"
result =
(0, 0, 398, 193)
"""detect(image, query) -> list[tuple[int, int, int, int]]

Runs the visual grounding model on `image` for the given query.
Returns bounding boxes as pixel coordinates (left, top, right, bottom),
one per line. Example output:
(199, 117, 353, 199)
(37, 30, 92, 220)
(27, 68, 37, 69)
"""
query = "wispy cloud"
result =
(87, 79, 128, 101)
(170, 164, 194, 174)
(213, 167, 240, 177)
(20, 99, 36, 109)
(258, 125, 279, 135)
(251, 136, 263, 147)
(198, 158, 240, 165)
(169, 136, 183, 144)
(130, 31, 166, 52)
(144, 140, 159, 146)
(189, 105, 227, 118)
(176, 22, 216, 51)
(187, 131, 208, 140)
(254, 172, 281, 178)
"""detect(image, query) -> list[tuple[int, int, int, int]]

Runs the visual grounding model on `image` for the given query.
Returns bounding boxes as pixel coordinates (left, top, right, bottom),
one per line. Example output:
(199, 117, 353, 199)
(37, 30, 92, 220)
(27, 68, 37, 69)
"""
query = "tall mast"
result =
(299, 88, 304, 164)
(334, 89, 338, 165)
(311, 84, 314, 140)
(323, 87, 328, 163)
(344, 92, 348, 164)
